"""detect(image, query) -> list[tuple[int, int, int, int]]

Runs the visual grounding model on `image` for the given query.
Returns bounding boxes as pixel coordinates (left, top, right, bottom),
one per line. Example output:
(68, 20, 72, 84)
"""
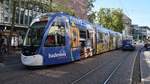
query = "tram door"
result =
(116, 34, 119, 49)
(80, 30, 93, 58)
(89, 31, 95, 56)
(43, 16, 70, 64)
(79, 30, 86, 58)
(109, 33, 113, 50)
(70, 23, 80, 61)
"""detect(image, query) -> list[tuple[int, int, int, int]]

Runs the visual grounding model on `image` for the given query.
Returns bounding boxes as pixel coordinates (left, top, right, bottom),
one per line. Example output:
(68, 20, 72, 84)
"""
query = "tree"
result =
(111, 9, 124, 32)
(87, 0, 96, 22)
(88, 11, 96, 23)
(97, 8, 124, 32)
(48, 2, 75, 16)
(87, 0, 96, 12)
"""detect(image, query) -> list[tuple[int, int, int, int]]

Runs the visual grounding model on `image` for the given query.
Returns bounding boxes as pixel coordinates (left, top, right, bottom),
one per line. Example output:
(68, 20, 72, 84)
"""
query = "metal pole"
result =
(27, 0, 30, 26)
(50, 0, 52, 12)
(18, 0, 21, 24)
(23, 0, 26, 25)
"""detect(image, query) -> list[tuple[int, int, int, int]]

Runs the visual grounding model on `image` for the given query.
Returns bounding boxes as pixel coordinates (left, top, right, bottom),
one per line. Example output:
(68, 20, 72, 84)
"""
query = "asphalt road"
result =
(0, 47, 140, 84)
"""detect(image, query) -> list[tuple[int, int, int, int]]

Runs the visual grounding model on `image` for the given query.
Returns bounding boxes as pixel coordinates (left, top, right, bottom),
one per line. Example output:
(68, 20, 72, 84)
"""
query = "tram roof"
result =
(33, 12, 94, 30)
(95, 24, 122, 36)
(95, 24, 110, 33)
(31, 12, 121, 34)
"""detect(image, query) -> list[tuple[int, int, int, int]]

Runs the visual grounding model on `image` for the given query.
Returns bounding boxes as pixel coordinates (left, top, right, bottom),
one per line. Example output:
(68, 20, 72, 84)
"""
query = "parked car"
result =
(122, 39, 135, 50)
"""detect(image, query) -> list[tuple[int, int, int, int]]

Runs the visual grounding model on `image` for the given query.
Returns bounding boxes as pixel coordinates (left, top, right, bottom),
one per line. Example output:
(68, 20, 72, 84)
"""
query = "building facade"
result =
(0, 0, 50, 29)
(131, 25, 150, 41)
(0, 0, 51, 47)
(122, 14, 132, 38)
(54, 0, 88, 19)
(0, 0, 88, 31)
(131, 25, 141, 41)
(139, 26, 150, 40)
(0, 0, 88, 47)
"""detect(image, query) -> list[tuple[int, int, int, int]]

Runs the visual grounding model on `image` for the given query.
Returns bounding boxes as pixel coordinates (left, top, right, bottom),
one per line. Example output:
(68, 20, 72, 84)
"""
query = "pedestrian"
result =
(3, 36, 8, 54)
(0, 33, 4, 62)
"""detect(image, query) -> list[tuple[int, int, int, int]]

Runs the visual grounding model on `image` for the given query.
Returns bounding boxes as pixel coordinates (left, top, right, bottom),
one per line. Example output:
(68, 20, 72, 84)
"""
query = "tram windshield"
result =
(24, 21, 48, 46)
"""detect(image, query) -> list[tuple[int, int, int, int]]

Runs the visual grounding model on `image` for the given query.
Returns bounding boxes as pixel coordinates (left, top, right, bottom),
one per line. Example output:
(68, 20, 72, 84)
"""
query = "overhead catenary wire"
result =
(118, 0, 130, 17)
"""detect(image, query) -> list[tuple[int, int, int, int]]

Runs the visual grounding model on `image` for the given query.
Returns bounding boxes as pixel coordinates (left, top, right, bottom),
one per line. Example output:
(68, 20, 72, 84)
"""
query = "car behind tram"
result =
(122, 39, 135, 50)
(21, 12, 122, 66)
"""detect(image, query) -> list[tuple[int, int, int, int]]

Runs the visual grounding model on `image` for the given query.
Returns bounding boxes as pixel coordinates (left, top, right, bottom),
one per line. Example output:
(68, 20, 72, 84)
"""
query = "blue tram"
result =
(21, 12, 122, 66)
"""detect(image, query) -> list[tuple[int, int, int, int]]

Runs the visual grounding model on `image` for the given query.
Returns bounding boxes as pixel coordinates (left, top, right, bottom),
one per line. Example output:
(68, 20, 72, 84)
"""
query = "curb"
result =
(140, 50, 144, 84)
(130, 48, 140, 84)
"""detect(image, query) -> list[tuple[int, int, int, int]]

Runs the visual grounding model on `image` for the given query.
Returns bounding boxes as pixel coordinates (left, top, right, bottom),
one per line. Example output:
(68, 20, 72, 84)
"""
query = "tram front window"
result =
(24, 21, 48, 46)
(22, 21, 48, 56)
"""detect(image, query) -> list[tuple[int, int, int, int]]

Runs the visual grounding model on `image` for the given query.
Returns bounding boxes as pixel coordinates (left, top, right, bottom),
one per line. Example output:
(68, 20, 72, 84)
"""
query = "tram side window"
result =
(103, 33, 108, 43)
(98, 32, 103, 43)
(79, 30, 86, 47)
(80, 30, 86, 39)
(87, 30, 90, 39)
(45, 17, 66, 47)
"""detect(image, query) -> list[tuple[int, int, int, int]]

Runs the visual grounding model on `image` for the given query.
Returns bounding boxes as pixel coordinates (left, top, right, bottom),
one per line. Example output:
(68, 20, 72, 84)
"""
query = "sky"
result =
(93, 0, 150, 27)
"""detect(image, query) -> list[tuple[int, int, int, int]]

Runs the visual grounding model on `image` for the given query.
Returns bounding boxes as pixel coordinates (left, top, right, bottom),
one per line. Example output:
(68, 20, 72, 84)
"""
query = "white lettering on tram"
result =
(48, 50, 66, 58)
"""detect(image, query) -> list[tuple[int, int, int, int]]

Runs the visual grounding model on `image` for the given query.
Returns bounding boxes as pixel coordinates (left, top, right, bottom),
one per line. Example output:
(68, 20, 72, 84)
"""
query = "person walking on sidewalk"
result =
(0, 34, 5, 63)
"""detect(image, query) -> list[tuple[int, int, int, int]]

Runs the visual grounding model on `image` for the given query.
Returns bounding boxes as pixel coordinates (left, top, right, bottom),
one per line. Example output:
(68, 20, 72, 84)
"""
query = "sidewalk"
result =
(0, 50, 21, 68)
(141, 50, 150, 84)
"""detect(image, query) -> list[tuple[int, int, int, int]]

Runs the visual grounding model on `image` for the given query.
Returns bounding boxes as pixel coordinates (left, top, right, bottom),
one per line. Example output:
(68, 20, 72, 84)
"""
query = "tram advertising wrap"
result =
(21, 12, 122, 66)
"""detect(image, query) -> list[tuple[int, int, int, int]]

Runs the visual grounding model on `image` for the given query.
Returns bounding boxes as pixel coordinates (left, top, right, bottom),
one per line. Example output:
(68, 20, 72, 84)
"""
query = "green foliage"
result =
(15, 0, 75, 16)
(48, 2, 75, 16)
(88, 11, 96, 23)
(87, 0, 96, 22)
(63, 0, 71, 3)
(97, 8, 124, 32)
(87, 0, 96, 12)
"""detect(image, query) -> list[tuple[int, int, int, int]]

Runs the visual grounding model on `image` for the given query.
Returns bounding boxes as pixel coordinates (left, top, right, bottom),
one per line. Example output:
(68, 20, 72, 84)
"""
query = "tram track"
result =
(0, 49, 140, 84)
(103, 51, 132, 84)
(70, 50, 131, 84)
